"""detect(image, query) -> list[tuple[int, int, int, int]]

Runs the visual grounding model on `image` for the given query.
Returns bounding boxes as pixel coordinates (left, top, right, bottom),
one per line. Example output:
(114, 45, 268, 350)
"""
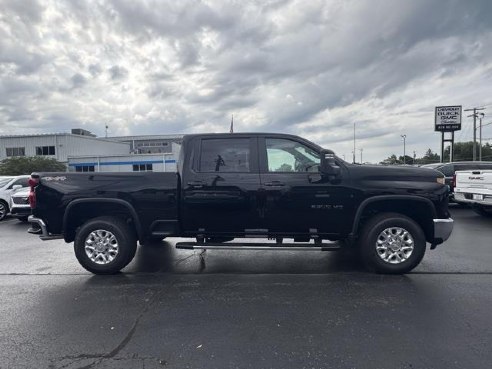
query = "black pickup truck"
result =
(28, 133, 453, 274)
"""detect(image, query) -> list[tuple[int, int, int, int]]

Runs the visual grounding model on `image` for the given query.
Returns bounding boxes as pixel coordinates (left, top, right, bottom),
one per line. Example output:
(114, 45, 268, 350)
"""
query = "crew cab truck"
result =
(454, 170, 492, 217)
(28, 133, 454, 274)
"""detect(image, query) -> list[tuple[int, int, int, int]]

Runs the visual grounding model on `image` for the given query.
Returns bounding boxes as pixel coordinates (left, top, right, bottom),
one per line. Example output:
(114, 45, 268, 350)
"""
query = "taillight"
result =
(28, 176, 39, 209)
(452, 174, 456, 189)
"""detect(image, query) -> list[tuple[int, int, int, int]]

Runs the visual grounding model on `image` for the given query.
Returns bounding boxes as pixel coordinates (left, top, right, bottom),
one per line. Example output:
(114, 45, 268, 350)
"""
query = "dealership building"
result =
(0, 129, 182, 173)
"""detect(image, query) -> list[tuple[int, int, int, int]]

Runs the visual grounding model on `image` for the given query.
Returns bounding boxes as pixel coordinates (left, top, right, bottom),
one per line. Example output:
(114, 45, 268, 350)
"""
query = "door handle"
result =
(187, 181, 204, 188)
(264, 181, 285, 187)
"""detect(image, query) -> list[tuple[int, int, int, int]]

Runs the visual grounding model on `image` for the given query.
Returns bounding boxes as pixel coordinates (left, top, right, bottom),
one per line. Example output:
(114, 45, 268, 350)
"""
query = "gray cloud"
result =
(108, 65, 128, 80)
(1, 0, 492, 162)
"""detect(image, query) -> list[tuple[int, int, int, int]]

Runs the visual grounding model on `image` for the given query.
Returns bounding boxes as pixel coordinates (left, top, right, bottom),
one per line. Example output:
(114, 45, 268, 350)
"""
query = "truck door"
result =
(258, 137, 352, 237)
(181, 136, 261, 235)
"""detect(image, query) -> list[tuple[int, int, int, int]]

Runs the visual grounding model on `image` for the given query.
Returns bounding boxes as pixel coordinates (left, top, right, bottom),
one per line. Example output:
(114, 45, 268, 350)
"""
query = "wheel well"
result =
(64, 202, 139, 243)
(355, 200, 434, 242)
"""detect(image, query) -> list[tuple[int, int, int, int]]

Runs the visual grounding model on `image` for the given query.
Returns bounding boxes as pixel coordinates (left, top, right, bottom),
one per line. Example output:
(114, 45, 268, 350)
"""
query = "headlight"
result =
(437, 177, 445, 185)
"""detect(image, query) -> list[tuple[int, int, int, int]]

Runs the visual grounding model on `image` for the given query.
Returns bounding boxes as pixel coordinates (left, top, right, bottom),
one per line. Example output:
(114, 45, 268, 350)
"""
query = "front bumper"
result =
(28, 215, 63, 241)
(432, 218, 454, 245)
(10, 206, 31, 217)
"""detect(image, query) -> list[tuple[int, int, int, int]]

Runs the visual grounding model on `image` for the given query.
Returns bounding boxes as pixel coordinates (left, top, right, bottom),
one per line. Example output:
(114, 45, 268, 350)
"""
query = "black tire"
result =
(0, 200, 9, 221)
(472, 205, 492, 218)
(358, 213, 426, 274)
(74, 216, 137, 275)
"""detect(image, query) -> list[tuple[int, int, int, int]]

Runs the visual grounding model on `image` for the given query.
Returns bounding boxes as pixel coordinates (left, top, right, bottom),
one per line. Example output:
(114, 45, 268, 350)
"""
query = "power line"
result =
(464, 107, 485, 161)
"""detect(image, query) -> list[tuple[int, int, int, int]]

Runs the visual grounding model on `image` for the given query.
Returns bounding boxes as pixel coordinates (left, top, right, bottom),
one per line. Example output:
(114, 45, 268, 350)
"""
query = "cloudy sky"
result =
(1, 0, 492, 162)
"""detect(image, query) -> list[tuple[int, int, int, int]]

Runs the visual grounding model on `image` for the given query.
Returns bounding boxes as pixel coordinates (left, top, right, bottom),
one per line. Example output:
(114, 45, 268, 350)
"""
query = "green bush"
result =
(0, 156, 66, 175)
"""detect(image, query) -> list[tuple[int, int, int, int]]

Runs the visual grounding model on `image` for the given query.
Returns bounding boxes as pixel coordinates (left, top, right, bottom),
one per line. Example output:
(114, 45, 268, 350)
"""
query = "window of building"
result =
(266, 138, 320, 173)
(75, 165, 95, 172)
(133, 164, 153, 172)
(199, 138, 250, 172)
(36, 146, 56, 156)
(6, 147, 25, 157)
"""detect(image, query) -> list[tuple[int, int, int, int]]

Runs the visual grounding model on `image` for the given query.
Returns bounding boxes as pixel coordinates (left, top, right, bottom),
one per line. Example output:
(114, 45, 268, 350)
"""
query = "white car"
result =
(10, 187, 31, 222)
(0, 175, 30, 221)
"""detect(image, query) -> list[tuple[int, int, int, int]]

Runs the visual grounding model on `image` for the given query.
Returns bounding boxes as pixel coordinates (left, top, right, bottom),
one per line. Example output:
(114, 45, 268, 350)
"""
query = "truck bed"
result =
(32, 172, 179, 238)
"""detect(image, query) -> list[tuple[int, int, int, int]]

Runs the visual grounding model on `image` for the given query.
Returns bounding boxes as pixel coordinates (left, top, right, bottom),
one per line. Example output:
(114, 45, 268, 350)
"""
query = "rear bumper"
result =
(454, 192, 492, 206)
(432, 218, 454, 244)
(28, 215, 63, 241)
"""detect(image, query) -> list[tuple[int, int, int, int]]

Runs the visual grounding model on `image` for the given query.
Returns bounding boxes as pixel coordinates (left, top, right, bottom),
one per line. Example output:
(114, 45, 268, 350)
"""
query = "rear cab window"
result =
(198, 138, 252, 173)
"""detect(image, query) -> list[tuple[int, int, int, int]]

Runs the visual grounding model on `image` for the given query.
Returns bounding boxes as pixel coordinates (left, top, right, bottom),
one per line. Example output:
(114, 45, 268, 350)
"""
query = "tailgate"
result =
(455, 170, 492, 196)
(454, 170, 492, 203)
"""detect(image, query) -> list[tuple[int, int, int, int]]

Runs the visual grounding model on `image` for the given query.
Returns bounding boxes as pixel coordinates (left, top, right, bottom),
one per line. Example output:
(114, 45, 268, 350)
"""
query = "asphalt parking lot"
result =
(0, 206, 491, 369)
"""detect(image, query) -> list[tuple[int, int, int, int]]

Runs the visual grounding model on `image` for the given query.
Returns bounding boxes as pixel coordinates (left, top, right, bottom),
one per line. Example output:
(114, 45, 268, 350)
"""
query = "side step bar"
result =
(176, 242, 341, 251)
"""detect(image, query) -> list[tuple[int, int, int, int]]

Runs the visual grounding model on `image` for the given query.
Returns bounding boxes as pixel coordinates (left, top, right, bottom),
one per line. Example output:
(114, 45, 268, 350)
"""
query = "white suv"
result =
(0, 175, 30, 221)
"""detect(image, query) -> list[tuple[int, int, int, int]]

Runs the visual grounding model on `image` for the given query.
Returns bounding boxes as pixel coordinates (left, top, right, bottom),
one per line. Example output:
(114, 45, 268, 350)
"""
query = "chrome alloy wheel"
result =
(375, 227, 414, 264)
(84, 229, 119, 265)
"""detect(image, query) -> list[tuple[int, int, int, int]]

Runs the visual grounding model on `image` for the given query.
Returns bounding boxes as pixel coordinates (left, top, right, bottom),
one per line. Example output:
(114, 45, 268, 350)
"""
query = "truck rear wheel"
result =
(358, 213, 426, 274)
(74, 216, 137, 275)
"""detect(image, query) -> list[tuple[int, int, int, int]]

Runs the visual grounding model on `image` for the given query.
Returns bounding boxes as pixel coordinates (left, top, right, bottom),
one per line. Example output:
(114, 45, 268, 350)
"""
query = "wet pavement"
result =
(0, 206, 491, 368)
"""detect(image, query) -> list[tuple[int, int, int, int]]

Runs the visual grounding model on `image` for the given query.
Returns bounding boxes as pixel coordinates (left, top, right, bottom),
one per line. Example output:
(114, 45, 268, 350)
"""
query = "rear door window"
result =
(199, 138, 251, 172)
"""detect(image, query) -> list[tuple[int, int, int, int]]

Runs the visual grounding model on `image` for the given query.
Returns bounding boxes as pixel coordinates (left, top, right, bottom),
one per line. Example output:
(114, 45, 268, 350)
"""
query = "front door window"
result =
(266, 138, 320, 173)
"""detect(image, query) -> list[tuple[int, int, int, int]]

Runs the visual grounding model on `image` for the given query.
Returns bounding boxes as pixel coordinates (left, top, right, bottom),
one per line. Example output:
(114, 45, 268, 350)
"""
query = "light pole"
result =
(359, 148, 363, 164)
(401, 134, 407, 164)
(479, 113, 485, 161)
(353, 122, 356, 164)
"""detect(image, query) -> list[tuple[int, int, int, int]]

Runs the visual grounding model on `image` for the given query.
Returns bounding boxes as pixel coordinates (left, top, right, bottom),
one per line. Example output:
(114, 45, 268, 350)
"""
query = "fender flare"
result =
(63, 198, 143, 240)
(350, 195, 436, 236)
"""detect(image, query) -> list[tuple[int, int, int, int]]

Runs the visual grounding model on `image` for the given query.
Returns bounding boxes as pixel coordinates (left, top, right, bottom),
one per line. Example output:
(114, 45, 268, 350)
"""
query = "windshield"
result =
(0, 177, 14, 187)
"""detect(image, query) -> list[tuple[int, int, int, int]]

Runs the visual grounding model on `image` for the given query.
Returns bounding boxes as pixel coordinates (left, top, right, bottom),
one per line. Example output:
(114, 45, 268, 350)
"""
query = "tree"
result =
(414, 148, 440, 165)
(443, 141, 492, 162)
(382, 149, 441, 165)
(0, 157, 66, 175)
(398, 155, 415, 165)
(380, 154, 400, 165)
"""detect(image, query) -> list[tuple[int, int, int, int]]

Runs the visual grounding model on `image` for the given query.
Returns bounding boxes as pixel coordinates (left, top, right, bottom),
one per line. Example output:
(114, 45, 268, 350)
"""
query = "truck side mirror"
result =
(11, 185, 22, 191)
(320, 149, 341, 177)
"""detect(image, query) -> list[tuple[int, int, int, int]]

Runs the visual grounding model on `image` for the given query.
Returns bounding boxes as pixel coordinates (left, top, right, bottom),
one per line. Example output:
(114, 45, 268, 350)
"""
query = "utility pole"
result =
(105, 125, 109, 138)
(353, 122, 356, 164)
(359, 148, 363, 164)
(479, 112, 485, 161)
(401, 134, 407, 164)
(464, 107, 485, 161)
(413, 150, 416, 163)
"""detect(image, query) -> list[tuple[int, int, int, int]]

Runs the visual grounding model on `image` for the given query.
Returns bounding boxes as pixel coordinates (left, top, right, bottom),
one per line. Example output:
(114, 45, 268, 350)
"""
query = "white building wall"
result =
(60, 136, 130, 161)
(0, 134, 130, 162)
(67, 153, 178, 172)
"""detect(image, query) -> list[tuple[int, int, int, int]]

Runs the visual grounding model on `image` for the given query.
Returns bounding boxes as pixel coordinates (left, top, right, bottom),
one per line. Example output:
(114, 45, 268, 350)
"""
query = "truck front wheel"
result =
(74, 216, 137, 275)
(358, 213, 426, 274)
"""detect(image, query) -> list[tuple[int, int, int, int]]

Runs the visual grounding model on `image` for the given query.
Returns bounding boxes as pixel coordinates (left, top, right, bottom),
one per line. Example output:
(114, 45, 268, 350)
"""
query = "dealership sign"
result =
(435, 105, 462, 132)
